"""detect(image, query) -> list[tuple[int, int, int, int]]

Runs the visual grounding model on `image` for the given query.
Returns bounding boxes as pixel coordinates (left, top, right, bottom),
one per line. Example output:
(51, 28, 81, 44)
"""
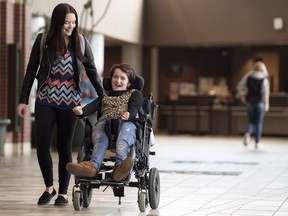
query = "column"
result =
(90, 33, 105, 77)
(122, 45, 142, 75)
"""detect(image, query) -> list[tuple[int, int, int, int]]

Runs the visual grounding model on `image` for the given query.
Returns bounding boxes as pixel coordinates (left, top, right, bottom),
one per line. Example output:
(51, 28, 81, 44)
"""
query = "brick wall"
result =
(0, 2, 10, 118)
(0, 1, 32, 144)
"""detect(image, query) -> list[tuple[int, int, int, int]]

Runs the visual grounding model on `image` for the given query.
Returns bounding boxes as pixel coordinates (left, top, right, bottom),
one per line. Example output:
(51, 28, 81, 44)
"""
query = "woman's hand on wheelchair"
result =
(73, 106, 83, 116)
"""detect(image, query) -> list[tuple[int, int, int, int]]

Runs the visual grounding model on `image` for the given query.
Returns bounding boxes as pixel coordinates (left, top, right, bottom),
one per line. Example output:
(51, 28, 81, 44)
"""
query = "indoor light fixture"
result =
(273, 17, 284, 30)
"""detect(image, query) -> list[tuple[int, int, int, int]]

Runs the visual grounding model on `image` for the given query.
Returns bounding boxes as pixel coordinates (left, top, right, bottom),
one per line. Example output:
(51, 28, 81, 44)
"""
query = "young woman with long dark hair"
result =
(17, 3, 103, 206)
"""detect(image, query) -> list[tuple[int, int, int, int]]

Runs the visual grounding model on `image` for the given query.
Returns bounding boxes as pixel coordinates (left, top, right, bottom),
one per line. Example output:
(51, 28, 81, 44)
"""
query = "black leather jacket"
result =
(19, 33, 104, 104)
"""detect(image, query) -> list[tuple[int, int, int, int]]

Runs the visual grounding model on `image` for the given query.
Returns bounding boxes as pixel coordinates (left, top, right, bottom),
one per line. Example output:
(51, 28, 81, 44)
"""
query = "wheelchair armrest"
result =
(139, 93, 158, 128)
(145, 114, 154, 128)
(138, 112, 154, 128)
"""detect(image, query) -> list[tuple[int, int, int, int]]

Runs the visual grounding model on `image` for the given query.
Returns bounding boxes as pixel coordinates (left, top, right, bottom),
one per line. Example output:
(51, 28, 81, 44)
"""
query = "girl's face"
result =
(63, 13, 76, 37)
(111, 68, 130, 91)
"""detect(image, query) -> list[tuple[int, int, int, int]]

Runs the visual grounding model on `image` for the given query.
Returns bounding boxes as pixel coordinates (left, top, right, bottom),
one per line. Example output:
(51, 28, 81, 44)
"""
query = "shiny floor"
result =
(1, 134, 288, 216)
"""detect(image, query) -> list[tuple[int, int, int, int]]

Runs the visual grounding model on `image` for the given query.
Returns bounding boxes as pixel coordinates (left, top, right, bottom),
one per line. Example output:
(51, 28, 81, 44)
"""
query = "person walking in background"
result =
(237, 60, 270, 149)
(17, 3, 103, 206)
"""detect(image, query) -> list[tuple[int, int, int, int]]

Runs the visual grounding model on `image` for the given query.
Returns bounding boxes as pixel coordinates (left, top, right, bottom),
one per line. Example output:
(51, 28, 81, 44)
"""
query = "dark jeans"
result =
(35, 102, 78, 194)
(246, 102, 265, 144)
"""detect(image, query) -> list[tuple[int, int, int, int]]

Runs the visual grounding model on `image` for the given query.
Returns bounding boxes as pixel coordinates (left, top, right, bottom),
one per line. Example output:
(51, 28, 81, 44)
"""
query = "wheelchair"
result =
(71, 76, 160, 212)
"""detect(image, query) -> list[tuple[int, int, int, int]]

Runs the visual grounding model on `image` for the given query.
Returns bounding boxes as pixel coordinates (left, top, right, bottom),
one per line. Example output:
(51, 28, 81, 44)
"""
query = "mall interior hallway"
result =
(0, 134, 288, 216)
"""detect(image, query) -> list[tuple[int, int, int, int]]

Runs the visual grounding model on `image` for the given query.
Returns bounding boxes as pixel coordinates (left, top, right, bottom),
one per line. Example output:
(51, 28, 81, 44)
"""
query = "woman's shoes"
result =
(37, 189, 56, 205)
(54, 195, 68, 206)
(243, 133, 250, 146)
(37, 189, 68, 206)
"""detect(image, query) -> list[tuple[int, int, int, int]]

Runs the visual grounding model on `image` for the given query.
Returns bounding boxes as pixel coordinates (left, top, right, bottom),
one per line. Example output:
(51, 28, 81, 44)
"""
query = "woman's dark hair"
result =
(110, 63, 136, 90)
(45, 3, 84, 62)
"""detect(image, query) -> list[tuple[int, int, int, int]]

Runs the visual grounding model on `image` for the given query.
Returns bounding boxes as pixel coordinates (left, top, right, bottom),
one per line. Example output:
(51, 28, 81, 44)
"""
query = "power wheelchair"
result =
(71, 76, 160, 212)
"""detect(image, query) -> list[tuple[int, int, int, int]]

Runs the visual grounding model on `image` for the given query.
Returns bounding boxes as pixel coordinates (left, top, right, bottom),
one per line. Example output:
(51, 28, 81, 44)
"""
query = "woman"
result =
(17, 3, 103, 206)
(66, 63, 144, 182)
(237, 60, 270, 149)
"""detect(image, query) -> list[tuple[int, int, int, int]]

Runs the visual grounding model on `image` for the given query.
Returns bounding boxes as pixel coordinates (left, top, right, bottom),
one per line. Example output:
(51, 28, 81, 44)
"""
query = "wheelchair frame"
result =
(71, 94, 160, 212)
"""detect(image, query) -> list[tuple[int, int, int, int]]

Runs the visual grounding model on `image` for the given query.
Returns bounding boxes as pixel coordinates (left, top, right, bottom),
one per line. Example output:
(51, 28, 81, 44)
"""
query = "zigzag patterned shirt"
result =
(36, 49, 81, 109)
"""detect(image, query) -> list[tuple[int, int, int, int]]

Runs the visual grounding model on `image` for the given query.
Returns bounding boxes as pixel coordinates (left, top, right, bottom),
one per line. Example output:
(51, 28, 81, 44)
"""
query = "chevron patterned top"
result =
(36, 50, 81, 109)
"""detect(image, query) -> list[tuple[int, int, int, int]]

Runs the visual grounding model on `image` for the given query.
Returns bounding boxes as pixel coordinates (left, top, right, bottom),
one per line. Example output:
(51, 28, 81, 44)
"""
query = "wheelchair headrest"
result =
(103, 75, 144, 91)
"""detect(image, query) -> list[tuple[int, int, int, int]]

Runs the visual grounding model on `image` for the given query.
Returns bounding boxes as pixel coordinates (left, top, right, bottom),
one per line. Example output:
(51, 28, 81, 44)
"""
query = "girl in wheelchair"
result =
(66, 63, 144, 182)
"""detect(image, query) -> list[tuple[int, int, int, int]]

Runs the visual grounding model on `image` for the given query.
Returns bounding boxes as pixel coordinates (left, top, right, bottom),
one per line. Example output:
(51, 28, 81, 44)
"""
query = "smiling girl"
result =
(66, 63, 144, 182)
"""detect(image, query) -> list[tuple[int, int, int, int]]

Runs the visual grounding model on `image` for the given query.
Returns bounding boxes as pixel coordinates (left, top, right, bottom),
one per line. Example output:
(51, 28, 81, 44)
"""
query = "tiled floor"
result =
(1, 134, 288, 216)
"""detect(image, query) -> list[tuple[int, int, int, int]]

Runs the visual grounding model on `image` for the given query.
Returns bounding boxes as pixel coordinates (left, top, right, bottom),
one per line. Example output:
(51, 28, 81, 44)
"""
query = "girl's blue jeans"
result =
(90, 120, 136, 170)
(246, 102, 265, 144)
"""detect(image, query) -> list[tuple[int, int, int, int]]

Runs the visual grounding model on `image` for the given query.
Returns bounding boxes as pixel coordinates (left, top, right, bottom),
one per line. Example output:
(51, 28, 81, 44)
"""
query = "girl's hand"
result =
(121, 112, 130, 120)
(73, 106, 83, 116)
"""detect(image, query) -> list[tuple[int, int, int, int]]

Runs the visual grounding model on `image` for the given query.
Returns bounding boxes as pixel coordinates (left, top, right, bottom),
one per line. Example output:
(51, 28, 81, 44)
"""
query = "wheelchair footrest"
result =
(128, 181, 139, 187)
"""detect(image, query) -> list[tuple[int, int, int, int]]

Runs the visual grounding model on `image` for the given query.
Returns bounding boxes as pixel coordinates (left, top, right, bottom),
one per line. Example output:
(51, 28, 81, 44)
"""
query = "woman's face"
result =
(111, 68, 130, 91)
(63, 13, 76, 37)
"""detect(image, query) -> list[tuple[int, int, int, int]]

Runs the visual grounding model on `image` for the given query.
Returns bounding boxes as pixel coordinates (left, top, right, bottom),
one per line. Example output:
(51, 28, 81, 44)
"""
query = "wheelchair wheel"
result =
(148, 167, 160, 209)
(138, 190, 148, 212)
(81, 184, 93, 208)
(73, 190, 83, 211)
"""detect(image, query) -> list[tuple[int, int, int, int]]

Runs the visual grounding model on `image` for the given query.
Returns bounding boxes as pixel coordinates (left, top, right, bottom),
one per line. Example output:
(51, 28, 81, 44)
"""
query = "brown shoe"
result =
(66, 161, 98, 177)
(111, 156, 134, 181)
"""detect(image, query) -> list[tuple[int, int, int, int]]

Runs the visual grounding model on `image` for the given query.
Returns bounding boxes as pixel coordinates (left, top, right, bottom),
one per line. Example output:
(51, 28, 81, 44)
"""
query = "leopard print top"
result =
(98, 90, 135, 121)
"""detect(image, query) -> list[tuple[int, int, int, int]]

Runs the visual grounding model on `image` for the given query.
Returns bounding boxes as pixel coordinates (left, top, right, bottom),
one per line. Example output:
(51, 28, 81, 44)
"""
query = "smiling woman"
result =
(17, 3, 104, 207)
